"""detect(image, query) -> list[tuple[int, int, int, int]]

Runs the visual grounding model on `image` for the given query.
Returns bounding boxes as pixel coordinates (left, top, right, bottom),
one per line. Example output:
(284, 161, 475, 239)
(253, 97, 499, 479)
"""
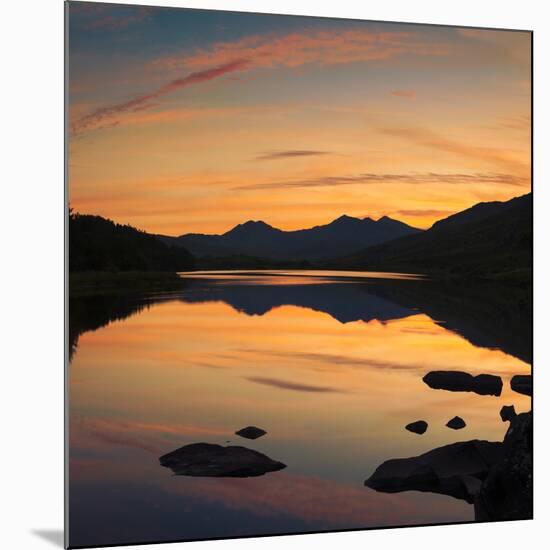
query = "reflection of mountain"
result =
(158, 215, 420, 261)
(178, 281, 415, 323)
(367, 280, 532, 364)
(69, 294, 155, 359)
(69, 276, 531, 366)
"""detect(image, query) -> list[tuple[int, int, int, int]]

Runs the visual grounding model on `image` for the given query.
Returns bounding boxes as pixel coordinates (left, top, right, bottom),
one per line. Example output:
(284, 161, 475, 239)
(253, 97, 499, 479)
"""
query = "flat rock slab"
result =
(159, 443, 286, 477)
(423, 371, 502, 396)
(446, 416, 466, 430)
(235, 426, 267, 440)
(365, 439, 503, 503)
(405, 420, 428, 434)
(510, 375, 532, 396)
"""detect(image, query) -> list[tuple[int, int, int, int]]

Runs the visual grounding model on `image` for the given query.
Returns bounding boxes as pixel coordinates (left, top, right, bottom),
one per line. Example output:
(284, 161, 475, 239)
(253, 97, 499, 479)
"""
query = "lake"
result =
(68, 270, 531, 547)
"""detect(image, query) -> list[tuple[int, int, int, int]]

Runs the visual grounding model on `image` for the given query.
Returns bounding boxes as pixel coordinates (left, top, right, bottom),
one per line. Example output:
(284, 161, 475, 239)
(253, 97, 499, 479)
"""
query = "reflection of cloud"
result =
(235, 172, 527, 190)
(246, 376, 347, 393)
(73, 416, 229, 454)
(176, 471, 469, 526)
(70, 455, 471, 527)
(242, 349, 428, 372)
(88, 428, 161, 453)
(238, 350, 484, 372)
(399, 327, 447, 335)
(390, 89, 416, 99)
(71, 60, 248, 135)
(254, 150, 330, 161)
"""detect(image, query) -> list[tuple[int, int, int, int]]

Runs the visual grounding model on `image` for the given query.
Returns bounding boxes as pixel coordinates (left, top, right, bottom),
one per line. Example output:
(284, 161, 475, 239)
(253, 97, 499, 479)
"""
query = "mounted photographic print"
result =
(66, 1, 533, 547)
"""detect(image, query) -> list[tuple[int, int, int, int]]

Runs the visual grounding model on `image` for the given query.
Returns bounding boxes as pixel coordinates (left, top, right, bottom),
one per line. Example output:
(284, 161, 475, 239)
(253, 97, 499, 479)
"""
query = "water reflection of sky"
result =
(69, 272, 530, 547)
(179, 269, 425, 284)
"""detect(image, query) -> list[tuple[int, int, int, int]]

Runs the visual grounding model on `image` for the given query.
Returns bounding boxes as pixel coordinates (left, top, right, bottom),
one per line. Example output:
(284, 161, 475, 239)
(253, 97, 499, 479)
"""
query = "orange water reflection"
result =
(69, 274, 530, 544)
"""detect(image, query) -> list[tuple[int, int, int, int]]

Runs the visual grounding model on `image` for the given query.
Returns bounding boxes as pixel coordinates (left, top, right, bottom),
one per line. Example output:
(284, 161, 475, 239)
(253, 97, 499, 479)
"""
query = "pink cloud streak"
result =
(71, 59, 249, 135)
(155, 29, 448, 72)
(72, 29, 448, 136)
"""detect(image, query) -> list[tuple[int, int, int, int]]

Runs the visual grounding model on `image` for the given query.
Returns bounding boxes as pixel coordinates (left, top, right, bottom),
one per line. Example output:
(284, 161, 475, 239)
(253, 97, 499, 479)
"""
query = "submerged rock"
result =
(423, 371, 502, 396)
(446, 416, 466, 430)
(475, 411, 532, 521)
(159, 443, 286, 477)
(500, 405, 517, 422)
(235, 426, 267, 440)
(510, 375, 532, 396)
(365, 439, 503, 503)
(405, 420, 428, 434)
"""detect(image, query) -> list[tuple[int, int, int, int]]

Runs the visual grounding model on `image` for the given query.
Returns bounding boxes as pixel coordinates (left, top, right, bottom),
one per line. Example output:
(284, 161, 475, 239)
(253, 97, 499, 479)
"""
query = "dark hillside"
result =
(335, 193, 532, 280)
(69, 211, 195, 272)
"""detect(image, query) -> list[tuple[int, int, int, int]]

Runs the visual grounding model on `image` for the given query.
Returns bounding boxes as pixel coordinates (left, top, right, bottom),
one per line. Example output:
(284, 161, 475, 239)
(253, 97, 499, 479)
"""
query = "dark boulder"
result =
(475, 411, 532, 521)
(405, 420, 428, 434)
(235, 426, 267, 440)
(423, 371, 502, 396)
(365, 440, 503, 503)
(499, 405, 517, 422)
(159, 443, 286, 477)
(446, 416, 466, 430)
(510, 375, 532, 396)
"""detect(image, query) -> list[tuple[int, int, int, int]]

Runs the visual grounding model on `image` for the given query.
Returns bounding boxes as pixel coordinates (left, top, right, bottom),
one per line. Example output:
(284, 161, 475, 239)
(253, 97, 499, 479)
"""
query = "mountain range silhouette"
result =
(157, 215, 420, 260)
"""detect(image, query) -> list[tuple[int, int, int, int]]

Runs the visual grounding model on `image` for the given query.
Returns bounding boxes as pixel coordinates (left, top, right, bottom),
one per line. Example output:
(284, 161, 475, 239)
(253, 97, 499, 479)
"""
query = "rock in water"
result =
(500, 405, 517, 422)
(423, 371, 502, 396)
(475, 412, 532, 521)
(405, 420, 428, 434)
(365, 440, 503, 503)
(159, 443, 286, 477)
(235, 426, 267, 440)
(446, 416, 466, 430)
(510, 375, 532, 396)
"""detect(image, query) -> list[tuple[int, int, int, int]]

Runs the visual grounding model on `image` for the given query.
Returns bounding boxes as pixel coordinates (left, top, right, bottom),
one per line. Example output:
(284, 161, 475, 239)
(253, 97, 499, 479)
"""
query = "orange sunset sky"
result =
(68, 2, 531, 235)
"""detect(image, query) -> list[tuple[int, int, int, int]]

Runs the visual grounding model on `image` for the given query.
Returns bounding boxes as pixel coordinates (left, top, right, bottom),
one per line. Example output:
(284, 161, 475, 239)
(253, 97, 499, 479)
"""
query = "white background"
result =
(1, 0, 548, 548)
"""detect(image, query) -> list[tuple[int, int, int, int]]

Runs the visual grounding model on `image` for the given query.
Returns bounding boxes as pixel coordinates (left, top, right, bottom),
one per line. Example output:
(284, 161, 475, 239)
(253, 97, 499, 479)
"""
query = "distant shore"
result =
(69, 271, 189, 298)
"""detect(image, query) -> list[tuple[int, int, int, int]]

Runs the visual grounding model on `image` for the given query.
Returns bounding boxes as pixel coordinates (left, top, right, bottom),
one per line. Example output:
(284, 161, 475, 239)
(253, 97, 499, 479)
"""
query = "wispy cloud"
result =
(235, 172, 527, 190)
(380, 126, 529, 174)
(85, 6, 152, 30)
(246, 376, 347, 393)
(396, 208, 454, 217)
(154, 29, 449, 72)
(73, 28, 448, 136)
(71, 60, 249, 135)
(490, 115, 531, 131)
(390, 89, 416, 99)
(254, 150, 330, 161)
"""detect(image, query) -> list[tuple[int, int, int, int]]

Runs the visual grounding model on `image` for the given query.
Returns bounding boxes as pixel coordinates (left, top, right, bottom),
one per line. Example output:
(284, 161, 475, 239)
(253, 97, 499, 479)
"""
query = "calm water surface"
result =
(69, 271, 531, 547)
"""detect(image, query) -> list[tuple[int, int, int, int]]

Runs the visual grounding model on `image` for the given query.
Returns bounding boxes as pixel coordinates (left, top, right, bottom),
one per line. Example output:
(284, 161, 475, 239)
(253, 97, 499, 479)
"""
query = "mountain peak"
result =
(330, 214, 362, 226)
(223, 219, 277, 237)
(241, 220, 273, 229)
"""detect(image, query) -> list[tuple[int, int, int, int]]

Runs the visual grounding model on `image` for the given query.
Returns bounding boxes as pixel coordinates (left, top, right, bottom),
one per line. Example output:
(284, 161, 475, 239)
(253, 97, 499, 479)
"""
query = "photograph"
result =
(66, 1, 532, 547)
